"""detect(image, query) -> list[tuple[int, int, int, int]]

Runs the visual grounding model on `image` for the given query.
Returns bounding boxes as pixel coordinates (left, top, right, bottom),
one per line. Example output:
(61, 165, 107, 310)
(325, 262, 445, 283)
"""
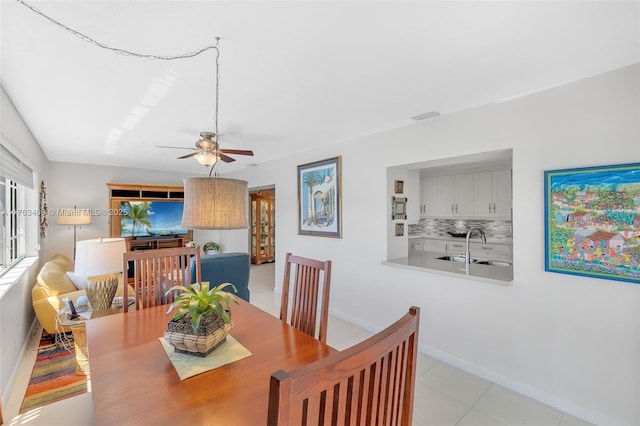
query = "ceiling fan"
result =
(157, 132, 254, 167)
(156, 38, 254, 170)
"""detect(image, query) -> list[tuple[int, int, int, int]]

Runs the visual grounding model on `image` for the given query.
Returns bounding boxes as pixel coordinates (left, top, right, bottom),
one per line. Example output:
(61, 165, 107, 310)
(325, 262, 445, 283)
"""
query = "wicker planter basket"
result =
(164, 313, 234, 357)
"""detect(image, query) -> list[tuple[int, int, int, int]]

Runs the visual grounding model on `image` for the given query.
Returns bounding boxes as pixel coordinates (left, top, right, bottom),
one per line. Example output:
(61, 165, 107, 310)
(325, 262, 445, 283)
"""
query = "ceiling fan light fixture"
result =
(194, 151, 218, 166)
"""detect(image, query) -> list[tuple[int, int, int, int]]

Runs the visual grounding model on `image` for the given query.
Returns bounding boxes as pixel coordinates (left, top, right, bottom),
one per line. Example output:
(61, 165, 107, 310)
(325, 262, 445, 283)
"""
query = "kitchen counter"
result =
(385, 250, 513, 283)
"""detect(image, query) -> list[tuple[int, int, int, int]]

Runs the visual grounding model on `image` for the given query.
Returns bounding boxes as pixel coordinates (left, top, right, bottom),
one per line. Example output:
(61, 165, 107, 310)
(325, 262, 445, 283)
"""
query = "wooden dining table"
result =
(86, 299, 337, 425)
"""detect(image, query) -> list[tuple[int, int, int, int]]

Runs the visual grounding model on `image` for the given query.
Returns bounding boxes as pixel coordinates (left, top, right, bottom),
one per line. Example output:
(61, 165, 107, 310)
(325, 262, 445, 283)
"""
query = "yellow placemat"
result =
(159, 335, 252, 380)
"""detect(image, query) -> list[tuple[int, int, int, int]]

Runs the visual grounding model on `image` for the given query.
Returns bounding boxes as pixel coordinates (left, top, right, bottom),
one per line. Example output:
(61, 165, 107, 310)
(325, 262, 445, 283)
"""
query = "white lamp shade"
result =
(75, 238, 126, 276)
(181, 177, 248, 229)
(57, 208, 92, 225)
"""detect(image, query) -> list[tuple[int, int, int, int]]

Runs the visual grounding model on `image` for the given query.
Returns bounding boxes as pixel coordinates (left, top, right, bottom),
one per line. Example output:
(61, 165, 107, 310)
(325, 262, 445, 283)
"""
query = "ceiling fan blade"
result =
(219, 154, 236, 163)
(157, 145, 196, 150)
(178, 152, 198, 159)
(221, 149, 254, 156)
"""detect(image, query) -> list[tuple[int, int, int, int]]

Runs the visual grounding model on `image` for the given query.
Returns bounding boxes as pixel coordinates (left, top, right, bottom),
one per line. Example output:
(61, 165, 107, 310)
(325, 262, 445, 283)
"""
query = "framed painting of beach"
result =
(544, 162, 640, 284)
(297, 156, 342, 238)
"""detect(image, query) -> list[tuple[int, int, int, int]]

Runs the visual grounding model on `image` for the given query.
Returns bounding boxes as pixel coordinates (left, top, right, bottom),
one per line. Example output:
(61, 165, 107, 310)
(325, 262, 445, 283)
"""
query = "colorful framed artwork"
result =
(297, 156, 342, 238)
(544, 162, 640, 284)
(395, 223, 405, 236)
(394, 180, 404, 194)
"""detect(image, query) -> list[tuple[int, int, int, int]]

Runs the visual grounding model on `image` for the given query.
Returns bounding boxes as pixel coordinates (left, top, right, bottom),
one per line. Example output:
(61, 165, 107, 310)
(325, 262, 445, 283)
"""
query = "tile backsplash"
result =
(408, 218, 512, 240)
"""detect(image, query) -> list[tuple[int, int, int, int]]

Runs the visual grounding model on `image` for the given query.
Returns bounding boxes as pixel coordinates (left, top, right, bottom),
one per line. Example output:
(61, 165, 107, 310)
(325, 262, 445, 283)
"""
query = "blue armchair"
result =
(190, 252, 251, 302)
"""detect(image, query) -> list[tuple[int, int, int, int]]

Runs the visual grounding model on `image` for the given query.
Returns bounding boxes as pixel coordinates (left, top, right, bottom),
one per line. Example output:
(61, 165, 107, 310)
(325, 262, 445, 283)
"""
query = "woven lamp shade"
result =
(182, 177, 248, 230)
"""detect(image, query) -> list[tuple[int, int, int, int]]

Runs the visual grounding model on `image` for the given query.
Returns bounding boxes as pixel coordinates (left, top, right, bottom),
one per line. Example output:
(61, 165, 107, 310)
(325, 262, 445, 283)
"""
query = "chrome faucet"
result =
(465, 227, 486, 265)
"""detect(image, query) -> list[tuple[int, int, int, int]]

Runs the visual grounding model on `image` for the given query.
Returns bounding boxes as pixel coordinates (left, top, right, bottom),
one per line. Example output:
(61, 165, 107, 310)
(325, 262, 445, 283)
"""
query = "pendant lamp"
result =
(182, 177, 248, 229)
(181, 38, 249, 230)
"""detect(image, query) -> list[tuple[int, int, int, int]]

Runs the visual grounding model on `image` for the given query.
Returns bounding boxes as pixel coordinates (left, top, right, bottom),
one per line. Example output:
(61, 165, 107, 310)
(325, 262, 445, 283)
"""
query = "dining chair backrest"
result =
(123, 246, 201, 312)
(280, 252, 332, 343)
(268, 306, 420, 426)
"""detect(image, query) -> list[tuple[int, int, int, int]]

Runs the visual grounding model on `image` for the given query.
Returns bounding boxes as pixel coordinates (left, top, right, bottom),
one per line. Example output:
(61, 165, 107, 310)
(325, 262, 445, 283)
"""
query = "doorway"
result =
(249, 188, 275, 264)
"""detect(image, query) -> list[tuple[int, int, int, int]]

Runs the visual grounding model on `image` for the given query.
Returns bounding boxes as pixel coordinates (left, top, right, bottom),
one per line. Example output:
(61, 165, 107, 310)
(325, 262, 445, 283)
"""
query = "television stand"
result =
(127, 236, 188, 251)
(135, 235, 179, 240)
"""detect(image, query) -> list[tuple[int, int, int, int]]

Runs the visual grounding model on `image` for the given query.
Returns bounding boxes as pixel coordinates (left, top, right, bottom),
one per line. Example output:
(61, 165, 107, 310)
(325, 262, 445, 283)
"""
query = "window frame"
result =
(1, 177, 26, 276)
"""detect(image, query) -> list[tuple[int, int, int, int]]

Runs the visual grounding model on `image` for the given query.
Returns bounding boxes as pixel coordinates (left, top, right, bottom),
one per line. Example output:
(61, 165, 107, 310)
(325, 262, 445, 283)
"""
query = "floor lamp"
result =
(57, 207, 92, 260)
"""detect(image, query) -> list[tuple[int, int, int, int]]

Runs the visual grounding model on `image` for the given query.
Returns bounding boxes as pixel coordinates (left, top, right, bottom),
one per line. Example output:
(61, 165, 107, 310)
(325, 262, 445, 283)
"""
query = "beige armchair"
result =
(32, 254, 130, 334)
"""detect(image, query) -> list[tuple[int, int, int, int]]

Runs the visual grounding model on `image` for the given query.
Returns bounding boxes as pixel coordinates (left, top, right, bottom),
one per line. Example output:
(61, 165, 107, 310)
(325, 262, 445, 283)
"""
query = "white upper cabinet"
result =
(439, 174, 474, 216)
(421, 174, 474, 217)
(473, 169, 512, 219)
(421, 176, 439, 216)
(421, 169, 512, 219)
(437, 175, 455, 216)
(492, 169, 512, 218)
(474, 172, 494, 217)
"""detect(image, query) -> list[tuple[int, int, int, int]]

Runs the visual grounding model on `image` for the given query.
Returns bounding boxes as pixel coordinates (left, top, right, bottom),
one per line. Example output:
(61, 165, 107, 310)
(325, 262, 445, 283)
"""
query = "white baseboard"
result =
(421, 344, 624, 426)
(2, 318, 40, 407)
(329, 307, 622, 426)
(328, 307, 385, 334)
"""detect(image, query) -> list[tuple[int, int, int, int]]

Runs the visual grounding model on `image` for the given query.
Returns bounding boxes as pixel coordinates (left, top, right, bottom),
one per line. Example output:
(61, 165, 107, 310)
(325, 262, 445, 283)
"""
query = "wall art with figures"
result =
(545, 162, 640, 284)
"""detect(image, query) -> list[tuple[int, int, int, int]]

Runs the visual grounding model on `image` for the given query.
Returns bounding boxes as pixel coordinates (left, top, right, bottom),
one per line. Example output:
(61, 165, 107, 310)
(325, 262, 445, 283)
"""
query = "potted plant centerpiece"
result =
(164, 282, 238, 357)
(203, 241, 222, 255)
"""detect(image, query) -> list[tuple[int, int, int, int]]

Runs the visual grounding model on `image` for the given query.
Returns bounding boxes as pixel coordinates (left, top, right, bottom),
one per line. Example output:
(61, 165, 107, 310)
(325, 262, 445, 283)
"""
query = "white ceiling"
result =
(1, 1, 638, 175)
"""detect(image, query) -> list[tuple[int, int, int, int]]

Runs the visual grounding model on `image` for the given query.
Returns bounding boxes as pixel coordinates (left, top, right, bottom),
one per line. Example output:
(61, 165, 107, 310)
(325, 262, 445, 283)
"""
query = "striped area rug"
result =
(19, 332, 89, 413)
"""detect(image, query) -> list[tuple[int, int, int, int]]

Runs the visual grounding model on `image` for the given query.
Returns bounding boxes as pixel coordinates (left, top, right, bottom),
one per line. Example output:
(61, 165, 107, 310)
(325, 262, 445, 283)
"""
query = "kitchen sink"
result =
(436, 255, 475, 263)
(473, 260, 512, 267)
(435, 256, 511, 267)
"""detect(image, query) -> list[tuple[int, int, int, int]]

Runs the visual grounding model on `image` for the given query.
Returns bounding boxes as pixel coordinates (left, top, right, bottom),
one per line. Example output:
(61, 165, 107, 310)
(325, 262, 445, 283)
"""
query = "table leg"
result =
(69, 323, 89, 376)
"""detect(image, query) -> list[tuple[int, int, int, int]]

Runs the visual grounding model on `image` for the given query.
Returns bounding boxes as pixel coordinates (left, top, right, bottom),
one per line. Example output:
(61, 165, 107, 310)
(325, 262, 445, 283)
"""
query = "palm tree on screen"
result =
(122, 201, 152, 236)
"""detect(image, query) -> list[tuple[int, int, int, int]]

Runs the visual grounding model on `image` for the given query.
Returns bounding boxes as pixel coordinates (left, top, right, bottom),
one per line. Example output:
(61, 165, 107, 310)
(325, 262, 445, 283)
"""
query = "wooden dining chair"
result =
(123, 246, 201, 311)
(268, 306, 420, 426)
(280, 252, 332, 343)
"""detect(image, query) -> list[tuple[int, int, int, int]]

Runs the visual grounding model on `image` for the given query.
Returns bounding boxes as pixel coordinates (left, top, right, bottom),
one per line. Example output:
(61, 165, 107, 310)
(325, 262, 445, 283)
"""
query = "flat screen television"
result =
(119, 200, 188, 237)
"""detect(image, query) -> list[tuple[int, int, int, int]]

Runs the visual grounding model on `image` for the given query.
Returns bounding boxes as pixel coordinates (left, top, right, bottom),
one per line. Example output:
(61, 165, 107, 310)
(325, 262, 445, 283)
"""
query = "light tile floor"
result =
(4, 262, 594, 426)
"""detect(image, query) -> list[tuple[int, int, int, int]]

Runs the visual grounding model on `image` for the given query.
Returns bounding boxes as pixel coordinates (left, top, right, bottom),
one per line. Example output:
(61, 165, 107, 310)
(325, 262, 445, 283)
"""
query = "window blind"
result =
(0, 143, 34, 189)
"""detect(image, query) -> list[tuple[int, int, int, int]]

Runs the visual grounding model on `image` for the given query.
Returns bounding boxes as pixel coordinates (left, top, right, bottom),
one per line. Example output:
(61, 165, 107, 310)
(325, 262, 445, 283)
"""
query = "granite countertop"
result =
(386, 250, 513, 283)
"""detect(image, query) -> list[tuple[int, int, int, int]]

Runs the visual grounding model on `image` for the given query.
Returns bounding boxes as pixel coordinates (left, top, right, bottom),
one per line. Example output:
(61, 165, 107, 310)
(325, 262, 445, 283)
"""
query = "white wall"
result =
(45, 161, 250, 260)
(226, 64, 640, 425)
(0, 86, 49, 406)
(45, 162, 188, 260)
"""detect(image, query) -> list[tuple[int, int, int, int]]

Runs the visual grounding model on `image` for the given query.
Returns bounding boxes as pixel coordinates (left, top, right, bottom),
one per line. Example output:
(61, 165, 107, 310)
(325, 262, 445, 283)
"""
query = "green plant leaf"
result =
(164, 284, 190, 297)
(190, 314, 201, 332)
(171, 307, 188, 321)
(219, 309, 231, 324)
(165, 281, 240, 330)
(214, 282, 237, 293)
